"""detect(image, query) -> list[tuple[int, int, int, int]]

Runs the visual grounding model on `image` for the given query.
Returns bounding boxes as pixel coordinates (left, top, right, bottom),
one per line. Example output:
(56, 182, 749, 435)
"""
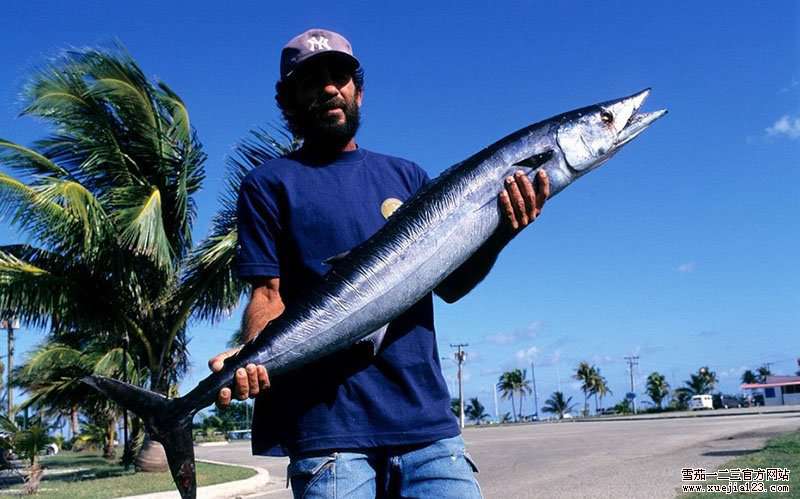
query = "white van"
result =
(689, 394, 714, 410)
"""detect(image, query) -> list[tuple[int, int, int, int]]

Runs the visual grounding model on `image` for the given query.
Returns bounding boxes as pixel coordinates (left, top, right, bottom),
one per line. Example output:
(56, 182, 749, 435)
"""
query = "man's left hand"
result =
(499, 169, 550, 230)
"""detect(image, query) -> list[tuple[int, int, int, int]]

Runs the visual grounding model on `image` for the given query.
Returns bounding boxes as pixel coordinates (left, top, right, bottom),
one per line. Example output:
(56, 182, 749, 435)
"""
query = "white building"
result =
(741, 375, 800, 406)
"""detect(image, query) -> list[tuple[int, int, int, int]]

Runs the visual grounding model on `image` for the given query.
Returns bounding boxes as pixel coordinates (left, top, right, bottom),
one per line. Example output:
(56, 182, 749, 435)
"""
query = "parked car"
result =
(741, 393, 765, 407)
(689, 394, 714, 410)
(713, 394, 743, 409)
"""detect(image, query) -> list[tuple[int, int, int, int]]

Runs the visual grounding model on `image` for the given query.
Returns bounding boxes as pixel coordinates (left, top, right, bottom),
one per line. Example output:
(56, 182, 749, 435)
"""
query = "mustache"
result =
(310, 97, 348, 113)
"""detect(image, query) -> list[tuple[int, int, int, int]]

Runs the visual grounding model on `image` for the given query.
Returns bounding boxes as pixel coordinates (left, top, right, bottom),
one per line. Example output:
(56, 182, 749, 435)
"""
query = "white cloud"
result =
(486, 321, 545, 345)
(486, 332, 518, 345)
(766, 115, 800, 139)
(515, 346, 539, 362)
(591, 354, 617, 365)
(718, 366, 746, 379)
(779, 78, 799, 93)
(677, 262, 696, 273)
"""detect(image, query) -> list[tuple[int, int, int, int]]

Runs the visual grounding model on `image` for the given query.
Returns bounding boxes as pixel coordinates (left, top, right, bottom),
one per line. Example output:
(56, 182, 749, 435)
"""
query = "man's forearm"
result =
(434, 224, 515, 304)
(241, 285, 285, 342)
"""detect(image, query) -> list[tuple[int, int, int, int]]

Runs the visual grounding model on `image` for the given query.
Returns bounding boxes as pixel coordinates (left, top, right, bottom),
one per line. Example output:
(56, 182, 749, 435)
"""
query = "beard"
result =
(291, 95, 361, 150)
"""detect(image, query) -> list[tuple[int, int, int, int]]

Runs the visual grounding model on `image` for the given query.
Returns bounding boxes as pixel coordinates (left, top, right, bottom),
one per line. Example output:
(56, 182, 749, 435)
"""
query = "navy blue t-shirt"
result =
(236, 147, 459, 456)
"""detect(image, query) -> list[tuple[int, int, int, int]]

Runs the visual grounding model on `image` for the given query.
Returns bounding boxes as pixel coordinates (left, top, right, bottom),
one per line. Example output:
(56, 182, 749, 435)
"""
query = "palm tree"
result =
(497, 369, 531, 422)
(0, 47, 209, 395)
(591, 371, 612, 413)
(645, 372, 670, 409)
(741, 370, 758, 385)
(515, 369, 532, 420)
(497, 371, 518, 422)
(465, 398, 489, 425)
(542, 391, 576, 419)
(683, 367, 718, 396)
(672, 388, 692, 409)
(13, 338, 139, 459)
(450, 398, 461, 418)
(0, 46, 298, 471)
(574, 361, 597, 416)
(756, 365, 772, 383)
(0, 416, 53, 494)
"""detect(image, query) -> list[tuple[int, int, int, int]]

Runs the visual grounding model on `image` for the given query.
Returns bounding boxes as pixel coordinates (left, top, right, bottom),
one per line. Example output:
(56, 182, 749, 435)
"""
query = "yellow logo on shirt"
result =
(381, 198, 403, 219)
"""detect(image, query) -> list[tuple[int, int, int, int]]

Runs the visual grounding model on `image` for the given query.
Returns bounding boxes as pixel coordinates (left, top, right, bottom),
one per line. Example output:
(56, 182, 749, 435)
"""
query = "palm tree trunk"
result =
(511, 394, 517, 422)
(70, 407, 79, 438)
(104, 417, 117, 459)
(594, 393, 599, 414)
(584, 390, 589, 416)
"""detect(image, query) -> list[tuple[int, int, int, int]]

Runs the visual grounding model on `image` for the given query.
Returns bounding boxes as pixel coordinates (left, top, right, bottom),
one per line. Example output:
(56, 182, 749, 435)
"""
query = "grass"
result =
(0, 450, 256, 498)
(681, 430, 799, 498)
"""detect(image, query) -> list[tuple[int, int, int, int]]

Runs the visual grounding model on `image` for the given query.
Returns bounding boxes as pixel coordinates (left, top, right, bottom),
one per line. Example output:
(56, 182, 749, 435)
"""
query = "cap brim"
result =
(284, 51, 360, 80)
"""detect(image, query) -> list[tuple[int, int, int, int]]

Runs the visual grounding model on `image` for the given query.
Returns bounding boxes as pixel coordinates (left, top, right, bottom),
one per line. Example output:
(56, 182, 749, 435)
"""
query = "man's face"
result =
(290, 56, 362, 146)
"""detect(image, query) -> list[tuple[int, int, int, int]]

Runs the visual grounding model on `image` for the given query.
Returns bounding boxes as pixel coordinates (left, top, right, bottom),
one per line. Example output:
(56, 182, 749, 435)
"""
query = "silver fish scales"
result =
(84, 89, 666, 498)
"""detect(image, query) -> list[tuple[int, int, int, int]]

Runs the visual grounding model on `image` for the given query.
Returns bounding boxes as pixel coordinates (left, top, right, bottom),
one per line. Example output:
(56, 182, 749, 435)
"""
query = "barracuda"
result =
(84, 88, 666, 498)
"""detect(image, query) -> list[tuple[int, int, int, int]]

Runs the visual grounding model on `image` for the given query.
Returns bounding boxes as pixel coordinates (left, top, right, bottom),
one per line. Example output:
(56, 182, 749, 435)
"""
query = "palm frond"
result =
(114, 185, 173, 268)
(181, 230, 246, 322)
(22, 343, 84, 374)
(157, 81, 191, 143)
(0, 139, 70, 177)
(93, 346, 139, 383)
(179, 126, 294, 322)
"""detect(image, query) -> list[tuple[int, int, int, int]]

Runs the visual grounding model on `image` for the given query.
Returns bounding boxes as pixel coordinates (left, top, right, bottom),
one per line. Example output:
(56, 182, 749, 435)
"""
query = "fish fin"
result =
(513, 149, 553, 169)
(83, 376, 197, 498)
(357, 324, 390, 355)
(323, 250, 350, 266)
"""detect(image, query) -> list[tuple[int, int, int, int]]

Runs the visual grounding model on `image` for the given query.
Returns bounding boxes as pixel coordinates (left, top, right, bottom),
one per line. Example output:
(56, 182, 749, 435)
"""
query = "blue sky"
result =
(1, 1, 798, 417)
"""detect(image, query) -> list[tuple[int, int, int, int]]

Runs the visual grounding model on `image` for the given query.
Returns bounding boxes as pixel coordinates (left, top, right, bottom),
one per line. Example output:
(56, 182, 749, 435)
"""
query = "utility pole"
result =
(1, 316, 18, 419)
(624, 356, 639, 414)
(451, 344, 468, 429)
(530, 360, 539, 420)
(492, 382, 499, 421)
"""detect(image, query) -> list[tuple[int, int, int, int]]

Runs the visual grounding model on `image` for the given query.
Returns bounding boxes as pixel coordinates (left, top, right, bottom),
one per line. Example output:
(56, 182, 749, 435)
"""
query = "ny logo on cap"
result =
(306, 36, 331, 52)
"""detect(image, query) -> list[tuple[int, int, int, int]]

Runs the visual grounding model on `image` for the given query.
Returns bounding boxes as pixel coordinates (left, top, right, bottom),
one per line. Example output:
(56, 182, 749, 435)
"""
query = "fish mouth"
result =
(614, 89, 667, 147)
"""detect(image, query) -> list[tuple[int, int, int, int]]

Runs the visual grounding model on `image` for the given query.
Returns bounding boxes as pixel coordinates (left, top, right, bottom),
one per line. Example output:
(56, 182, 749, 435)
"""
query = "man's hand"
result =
(499, 169, 550, 230)
(208, 348, 270, 408)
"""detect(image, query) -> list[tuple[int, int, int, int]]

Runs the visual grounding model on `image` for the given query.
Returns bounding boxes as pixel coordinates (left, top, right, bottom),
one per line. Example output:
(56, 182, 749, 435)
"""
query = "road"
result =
(195, 412, 799, 498)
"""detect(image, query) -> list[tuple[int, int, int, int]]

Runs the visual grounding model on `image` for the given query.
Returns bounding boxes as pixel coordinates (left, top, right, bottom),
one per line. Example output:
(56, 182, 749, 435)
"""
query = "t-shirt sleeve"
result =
(236, 174, 282, 280)
(410, 162, 431, 192)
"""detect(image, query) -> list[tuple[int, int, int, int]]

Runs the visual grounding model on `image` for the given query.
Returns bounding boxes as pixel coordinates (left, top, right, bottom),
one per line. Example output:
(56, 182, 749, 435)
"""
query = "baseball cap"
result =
(280, 29, 360, 81)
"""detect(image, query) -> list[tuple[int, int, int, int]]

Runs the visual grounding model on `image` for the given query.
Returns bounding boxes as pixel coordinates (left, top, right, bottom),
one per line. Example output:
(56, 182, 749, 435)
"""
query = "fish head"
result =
(556, 89, 666, 173)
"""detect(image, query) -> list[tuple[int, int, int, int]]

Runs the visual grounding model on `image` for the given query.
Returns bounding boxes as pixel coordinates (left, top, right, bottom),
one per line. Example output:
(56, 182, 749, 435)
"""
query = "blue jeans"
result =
(287, 435, 483, 498)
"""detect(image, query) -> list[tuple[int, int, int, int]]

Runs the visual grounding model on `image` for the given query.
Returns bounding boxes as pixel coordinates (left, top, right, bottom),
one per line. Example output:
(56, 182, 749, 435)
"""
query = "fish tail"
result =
(82, 375, 197, 499)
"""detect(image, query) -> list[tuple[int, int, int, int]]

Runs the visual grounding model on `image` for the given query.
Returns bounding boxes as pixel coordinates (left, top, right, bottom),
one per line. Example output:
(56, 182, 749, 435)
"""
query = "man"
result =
(209, 28, 549, 498)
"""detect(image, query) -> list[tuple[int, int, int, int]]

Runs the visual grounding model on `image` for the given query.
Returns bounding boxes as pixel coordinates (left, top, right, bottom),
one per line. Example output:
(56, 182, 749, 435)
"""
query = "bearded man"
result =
(209, 28, 549, 499)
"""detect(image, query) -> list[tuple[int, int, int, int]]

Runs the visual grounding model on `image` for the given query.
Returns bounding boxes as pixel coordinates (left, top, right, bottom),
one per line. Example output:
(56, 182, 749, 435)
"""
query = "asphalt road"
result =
(195, 412, 800, 498)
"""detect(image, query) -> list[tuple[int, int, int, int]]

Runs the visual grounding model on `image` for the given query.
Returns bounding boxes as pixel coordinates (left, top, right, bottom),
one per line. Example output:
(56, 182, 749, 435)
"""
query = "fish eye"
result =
(600, 110, 614, 124)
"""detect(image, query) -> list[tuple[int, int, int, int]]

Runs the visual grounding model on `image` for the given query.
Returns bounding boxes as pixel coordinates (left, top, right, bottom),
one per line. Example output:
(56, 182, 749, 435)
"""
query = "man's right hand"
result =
(208, 348, 270, 408)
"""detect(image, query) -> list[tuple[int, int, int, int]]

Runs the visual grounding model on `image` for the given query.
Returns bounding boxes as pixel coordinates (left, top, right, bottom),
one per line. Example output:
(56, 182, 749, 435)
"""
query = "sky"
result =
(0, 1, 798, 418)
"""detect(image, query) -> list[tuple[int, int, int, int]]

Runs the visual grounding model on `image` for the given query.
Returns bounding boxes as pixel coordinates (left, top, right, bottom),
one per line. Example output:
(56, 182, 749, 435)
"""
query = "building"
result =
(741, 375, 800, 406)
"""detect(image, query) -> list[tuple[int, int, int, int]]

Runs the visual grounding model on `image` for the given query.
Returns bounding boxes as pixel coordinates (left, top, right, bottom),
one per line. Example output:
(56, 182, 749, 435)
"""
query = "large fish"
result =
(84, 89, 666, 498)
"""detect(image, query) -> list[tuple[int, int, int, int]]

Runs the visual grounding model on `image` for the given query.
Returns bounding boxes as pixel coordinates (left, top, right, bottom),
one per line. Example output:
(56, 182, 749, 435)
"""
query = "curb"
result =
(573, 407, 800, 423)
(118, 459, 270, 499)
